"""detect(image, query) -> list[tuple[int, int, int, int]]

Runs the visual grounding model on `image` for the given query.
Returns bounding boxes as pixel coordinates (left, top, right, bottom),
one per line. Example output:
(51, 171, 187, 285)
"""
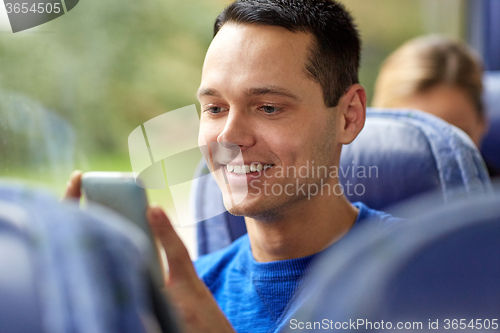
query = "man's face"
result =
(197, 23, 341, 219)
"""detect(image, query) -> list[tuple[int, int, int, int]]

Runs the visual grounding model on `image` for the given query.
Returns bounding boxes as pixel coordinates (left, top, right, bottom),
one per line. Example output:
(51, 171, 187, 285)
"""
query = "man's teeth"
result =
(227, 164, 273, 174)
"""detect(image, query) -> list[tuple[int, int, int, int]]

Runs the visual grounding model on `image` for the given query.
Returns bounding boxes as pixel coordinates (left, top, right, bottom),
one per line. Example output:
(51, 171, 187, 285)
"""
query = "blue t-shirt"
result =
(194, 202, 402, 333)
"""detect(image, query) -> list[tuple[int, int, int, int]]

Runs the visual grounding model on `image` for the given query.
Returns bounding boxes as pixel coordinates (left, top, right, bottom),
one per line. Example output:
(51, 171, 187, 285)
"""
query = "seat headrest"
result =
(0, 184, 180, 333)
(0, 201, 43, 333)
(340, 108, 491, 210)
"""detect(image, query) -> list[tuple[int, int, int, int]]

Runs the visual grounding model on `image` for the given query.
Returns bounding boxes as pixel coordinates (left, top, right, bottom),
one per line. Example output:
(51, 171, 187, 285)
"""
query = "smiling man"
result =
(64, 1, 403, 332)
(197, 18, 364, 261)
(191, 0, 401, 332)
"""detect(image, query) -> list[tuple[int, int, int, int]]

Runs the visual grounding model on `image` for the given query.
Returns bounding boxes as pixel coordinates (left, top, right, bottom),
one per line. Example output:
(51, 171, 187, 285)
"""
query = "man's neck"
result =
(244, 194, 359, 262)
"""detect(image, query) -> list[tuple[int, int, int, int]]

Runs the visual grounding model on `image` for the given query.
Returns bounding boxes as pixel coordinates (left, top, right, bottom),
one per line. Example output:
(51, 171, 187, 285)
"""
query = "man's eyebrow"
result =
(196, 86, 301, 101)
(246, 87, 300, 101)
(197, 88, 220, 99)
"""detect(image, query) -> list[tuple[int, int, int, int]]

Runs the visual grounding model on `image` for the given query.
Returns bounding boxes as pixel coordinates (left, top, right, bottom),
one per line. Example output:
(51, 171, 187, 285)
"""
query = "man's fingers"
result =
(147, 205, 197, 283)
(63, 170, 83, 200)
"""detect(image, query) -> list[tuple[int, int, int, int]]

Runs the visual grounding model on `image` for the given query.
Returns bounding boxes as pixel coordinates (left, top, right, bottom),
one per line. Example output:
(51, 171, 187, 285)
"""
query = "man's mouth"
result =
(226, 163, 274, 174)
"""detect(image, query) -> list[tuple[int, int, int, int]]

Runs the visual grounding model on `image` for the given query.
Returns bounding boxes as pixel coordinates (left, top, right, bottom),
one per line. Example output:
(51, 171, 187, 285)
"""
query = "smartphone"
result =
(81, 171, 164, 286)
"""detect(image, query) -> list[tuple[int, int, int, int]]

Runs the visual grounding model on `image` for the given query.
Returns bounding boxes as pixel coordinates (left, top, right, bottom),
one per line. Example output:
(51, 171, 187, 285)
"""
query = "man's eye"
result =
(205, 106, 224, 114)
(261, 105, 280, 114)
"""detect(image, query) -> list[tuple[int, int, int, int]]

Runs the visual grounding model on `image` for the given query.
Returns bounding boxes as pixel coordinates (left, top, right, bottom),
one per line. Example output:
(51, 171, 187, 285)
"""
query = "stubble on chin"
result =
(226, 202, 283, 223)
(223, 189, 302, 223)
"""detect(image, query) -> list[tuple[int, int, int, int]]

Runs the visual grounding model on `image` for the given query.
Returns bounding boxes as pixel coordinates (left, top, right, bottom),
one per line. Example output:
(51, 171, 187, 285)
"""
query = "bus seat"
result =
(339, 109, 491, 208)
(0, 201, 43, 333)
(288, 191, 500, 330)
(482, 71, 500, 177)
(0, 185, 179, 333)
(193, 109, 492, 256)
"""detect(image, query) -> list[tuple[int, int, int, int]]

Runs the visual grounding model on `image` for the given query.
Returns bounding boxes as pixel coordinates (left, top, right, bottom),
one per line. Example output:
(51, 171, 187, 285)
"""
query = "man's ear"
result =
(337, 84, 367, 145)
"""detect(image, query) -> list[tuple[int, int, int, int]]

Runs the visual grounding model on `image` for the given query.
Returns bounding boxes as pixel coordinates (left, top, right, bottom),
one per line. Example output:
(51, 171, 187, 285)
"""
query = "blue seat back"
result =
(0, 185, 179, 333)
(288, 191, 500, 330)
(482, 71, 500, 176)
(194, 109, 492, 256)
(339, 109, 490, 207)
(0, 200, 43, 333)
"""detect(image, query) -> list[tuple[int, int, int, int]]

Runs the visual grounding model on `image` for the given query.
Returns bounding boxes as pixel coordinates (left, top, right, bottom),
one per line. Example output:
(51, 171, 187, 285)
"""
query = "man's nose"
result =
(217, 108, 256, 149)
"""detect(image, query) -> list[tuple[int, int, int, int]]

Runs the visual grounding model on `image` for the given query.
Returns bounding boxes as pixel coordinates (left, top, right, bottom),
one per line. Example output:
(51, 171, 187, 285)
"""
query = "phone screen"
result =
(81, 172, 164, 285)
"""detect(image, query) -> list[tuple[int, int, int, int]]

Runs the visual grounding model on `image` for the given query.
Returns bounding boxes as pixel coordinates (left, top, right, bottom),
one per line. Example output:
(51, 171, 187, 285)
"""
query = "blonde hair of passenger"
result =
(372, 35, 484, 119)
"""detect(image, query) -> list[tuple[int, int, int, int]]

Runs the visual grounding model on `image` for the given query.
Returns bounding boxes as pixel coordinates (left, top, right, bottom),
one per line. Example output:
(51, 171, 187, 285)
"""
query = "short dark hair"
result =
(214, 0, 361, 107)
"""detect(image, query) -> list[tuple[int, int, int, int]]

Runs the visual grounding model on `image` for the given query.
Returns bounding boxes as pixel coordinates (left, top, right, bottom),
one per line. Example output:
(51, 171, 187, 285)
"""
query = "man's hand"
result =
(147, 206, 235, 333)
(63, 171, 235, 333)
(64, 170, 83, 200)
